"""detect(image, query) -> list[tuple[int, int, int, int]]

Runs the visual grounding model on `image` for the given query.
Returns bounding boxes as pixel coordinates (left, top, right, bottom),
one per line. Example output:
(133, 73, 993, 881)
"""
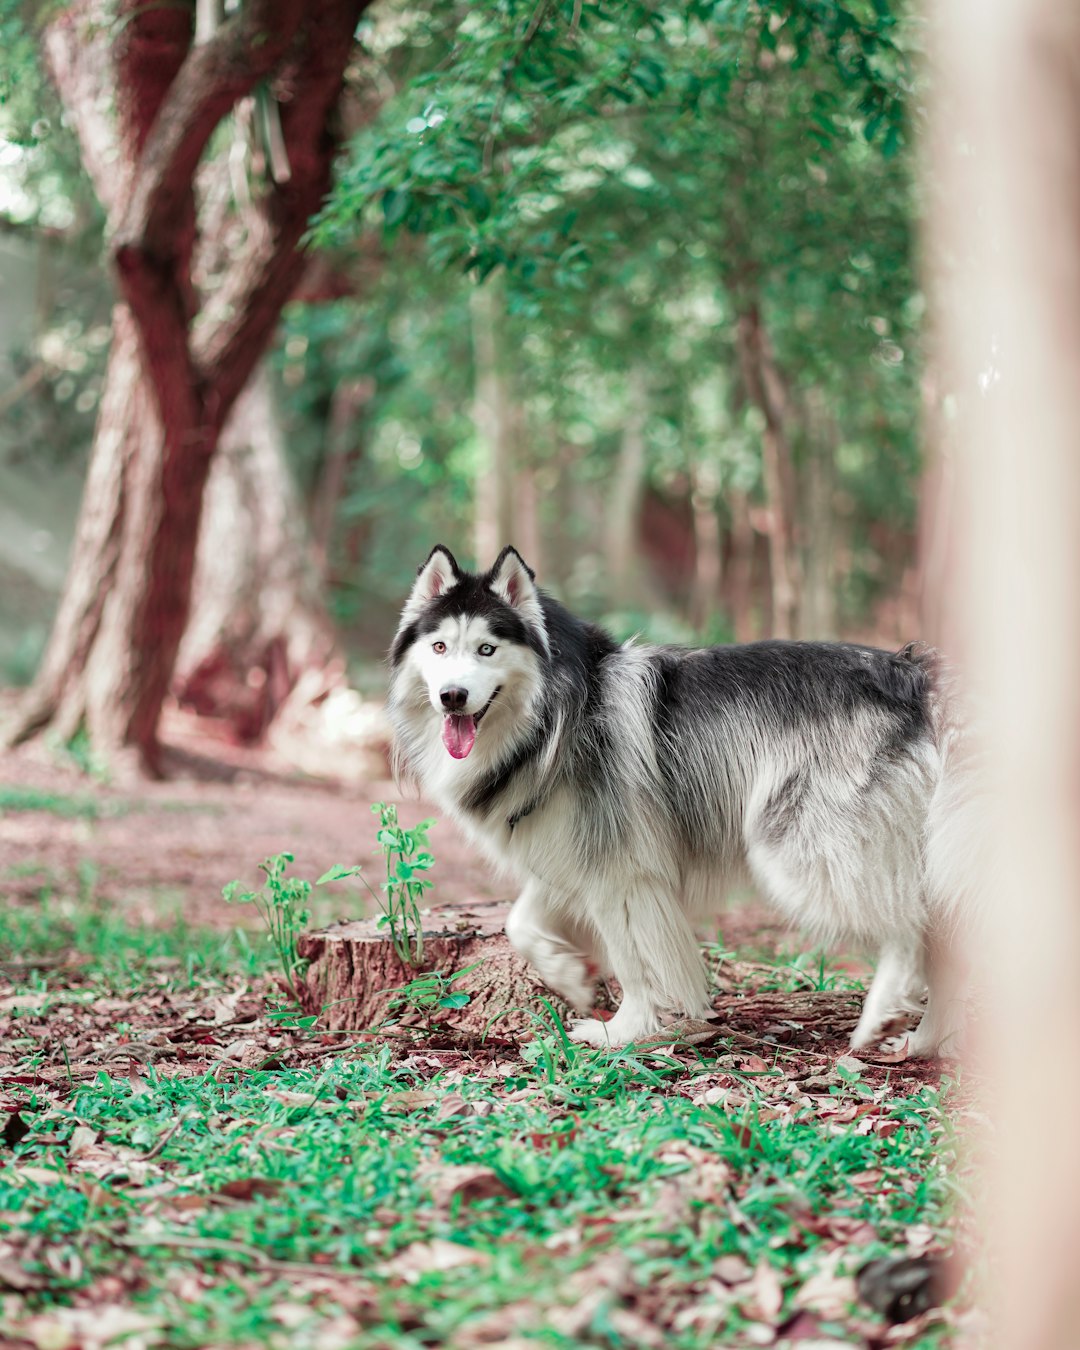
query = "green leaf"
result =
(317, 864, 362, 885)
(383, 188, 411, 226)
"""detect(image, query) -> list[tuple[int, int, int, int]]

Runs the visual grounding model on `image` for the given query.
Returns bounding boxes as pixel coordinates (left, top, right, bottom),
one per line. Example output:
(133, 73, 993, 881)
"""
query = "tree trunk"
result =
(604, 380, 650, 607)
(2, 0, 366, 774)
(515, 459, 544, 580)
(310, 376, 373, 580)
(471, 278, 516, 566)
(929, 2, 1080, 1345)
(298, 911, 567, 1041)
(3, 306, 172, 765)
(736, 304, 800, 639)
(799, 389, 837, 640)
(175, 367, 342, 743)
(727, 488, 757, 644)
(689, 458, 723, 631)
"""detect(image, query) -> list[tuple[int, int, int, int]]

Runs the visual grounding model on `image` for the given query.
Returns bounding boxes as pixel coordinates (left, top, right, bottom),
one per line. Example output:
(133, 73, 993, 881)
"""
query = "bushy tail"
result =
(908, 645, 982, 936)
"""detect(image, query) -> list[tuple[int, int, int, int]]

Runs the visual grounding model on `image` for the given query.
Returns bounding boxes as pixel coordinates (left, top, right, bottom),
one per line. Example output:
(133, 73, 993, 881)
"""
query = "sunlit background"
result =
(0, 2, 921, 713)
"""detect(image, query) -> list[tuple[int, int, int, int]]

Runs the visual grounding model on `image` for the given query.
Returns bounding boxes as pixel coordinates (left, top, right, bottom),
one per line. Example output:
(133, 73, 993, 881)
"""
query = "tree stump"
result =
(297, 902, 565, 1040)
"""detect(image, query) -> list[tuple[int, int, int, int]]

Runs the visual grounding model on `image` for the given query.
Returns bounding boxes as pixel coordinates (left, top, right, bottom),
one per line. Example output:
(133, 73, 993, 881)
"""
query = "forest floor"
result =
(0, 710, 978, 1350)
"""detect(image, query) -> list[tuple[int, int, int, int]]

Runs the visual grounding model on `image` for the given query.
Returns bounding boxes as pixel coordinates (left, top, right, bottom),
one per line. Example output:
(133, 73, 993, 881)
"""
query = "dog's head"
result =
(389, 545, 549, 761)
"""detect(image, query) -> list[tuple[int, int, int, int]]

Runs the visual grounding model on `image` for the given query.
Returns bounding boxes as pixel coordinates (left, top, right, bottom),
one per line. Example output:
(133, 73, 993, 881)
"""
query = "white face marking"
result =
(409, 615, 511, 717)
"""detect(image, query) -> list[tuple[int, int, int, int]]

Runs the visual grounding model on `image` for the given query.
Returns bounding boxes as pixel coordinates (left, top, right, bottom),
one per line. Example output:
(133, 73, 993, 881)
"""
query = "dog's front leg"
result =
(850, 937, 926, 1051)
(568, 877, 712, 1048)
(506, 877, 598, 1013)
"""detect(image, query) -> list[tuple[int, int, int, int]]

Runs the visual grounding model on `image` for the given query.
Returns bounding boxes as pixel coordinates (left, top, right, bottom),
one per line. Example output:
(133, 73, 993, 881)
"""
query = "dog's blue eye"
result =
(433, 641, 447, 654)
(478, 644, 496, 657)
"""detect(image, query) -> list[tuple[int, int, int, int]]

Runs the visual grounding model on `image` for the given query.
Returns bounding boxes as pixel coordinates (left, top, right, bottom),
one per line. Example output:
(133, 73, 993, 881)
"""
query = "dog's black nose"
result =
(440, 686, 469, 712)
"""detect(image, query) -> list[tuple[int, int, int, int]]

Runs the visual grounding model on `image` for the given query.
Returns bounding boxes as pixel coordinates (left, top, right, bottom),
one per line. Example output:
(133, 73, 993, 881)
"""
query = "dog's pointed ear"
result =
(403, 545, 461, 620)
(488, 546, 549, 654)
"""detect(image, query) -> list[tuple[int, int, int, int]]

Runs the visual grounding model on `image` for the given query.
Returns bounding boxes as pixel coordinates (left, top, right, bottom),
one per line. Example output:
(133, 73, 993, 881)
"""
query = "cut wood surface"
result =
(298, 901, 565, 1039)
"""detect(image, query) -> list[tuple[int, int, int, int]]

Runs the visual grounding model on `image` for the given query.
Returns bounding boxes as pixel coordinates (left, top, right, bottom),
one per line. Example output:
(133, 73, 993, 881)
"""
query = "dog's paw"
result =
(850, 1011, 913, 1054)
(568, 1017, 613, 1048)
(568, 1010, 664, 1048)
(534, 954, 596, 1014)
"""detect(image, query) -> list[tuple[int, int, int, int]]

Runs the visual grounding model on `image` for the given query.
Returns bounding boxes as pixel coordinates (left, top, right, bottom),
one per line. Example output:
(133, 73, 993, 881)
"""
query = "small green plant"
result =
(0, 787, 103, 819)
(223, 852, 311, 997)
(387, 963, 479, 1017)
(319, 803, 435, 966)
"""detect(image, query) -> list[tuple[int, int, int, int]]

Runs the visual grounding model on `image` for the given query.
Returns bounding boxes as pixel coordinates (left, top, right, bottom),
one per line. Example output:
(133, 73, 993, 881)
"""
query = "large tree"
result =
(4, 0, 367, 774)
(314, 0, 917, 638)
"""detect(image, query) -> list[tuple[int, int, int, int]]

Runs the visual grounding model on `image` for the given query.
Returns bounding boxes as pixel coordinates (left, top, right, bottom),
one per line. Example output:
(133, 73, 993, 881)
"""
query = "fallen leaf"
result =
(904, 1223, 937, 1255)
(2, 1114, 30, 1149)
(422, 1163, 511, 1211)
(66, 1125, 98, 1159)
(794, 1252, 858, 1319)
(0, 1253, 51, 1291)
(381, 1090, 438, 1114)
(217, 1177, 283, 1202)
(714, 1253, 753, 1285)
(265, 1089, 321, 1108)
(744, 1260, 784, 1322)
(0, 992, 50, 1012)
(379, 1239, 490, 1282)
(433, 1093, 493, 1121)
(7, 1166, 65, 1186)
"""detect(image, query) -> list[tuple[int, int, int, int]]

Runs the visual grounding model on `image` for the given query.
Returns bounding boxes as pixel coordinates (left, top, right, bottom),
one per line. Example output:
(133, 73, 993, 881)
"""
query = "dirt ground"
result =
(1, 706, 496, 928)
(0, 704, 966, 1350)
(1, 703, 803, 957)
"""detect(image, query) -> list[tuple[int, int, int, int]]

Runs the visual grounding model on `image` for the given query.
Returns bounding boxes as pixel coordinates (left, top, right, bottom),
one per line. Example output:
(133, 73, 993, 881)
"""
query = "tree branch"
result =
(192, 0, 373, 431)
(107, 0, 309, 445)
(43, 0, 121, 212)
(112, 0, 306, 264)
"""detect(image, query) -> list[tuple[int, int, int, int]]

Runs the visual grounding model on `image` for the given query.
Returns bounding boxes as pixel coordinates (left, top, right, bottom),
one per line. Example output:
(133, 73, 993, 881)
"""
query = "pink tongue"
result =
(442, 714, 477, 759)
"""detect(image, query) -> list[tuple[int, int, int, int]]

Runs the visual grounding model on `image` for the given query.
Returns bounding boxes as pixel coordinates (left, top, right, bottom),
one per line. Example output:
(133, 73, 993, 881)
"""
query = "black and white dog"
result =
(389, 545, 968, 1055)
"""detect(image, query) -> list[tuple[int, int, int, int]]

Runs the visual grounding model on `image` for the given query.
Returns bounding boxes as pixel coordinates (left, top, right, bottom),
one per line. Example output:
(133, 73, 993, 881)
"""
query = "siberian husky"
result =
(388, 544, 969, 1055)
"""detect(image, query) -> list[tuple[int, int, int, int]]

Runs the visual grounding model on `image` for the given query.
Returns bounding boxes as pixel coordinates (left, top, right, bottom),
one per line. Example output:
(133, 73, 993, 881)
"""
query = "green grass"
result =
(0, 785, 113, 819)
(0, 785, 224, 820)
(1, 1052, 957, 1348)
(0, 885, 961, 1348)
(0, 888, 267, 991)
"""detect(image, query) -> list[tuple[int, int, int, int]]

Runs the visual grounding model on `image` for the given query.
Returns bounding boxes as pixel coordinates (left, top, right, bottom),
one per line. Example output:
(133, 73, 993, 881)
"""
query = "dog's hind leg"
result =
(850, 937, 926, 1051)
(506, 878, 599, 1013)
(901, 932, 964, 1058)
(567, 877, 712, 1048)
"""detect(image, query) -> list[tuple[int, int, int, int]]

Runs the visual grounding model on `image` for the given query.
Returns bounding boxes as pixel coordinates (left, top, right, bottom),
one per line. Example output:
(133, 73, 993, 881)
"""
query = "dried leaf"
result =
(217, 1177, 283, 1202)
(423, 1163, 511, 1211)
(1, 1113, 30, 1149)
(8, 1166, 65, 1186)
(433, 1093, 493, 1121)
(266, 1088, 321, 1108)
(0, 992, 50, 1012)
(381, 1090, 438, 1114)
(66, 1125, 98, 1159)
(744, 1260, 784, 1322)
(794, 1252, 858, 1319)
(714, 1253, 753, 1285)
(379, 1239, 490, 1283)
(904, 1223, 937, 1255)
(0, 1253, 50, 1291)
